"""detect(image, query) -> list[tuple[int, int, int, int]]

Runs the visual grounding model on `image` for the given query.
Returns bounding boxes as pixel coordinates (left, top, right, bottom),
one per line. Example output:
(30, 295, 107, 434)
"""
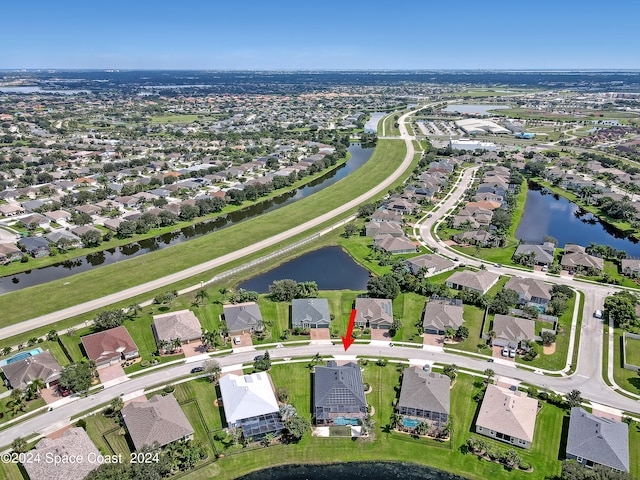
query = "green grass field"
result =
(613, 328, 640, 395)
(625, 336, 640, 368)
(0, 140, 407, 329)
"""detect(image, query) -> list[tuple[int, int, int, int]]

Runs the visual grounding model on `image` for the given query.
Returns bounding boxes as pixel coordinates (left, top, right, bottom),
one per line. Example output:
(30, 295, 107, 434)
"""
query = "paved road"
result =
(0, 107, 424, 340)
(413, 167, 627, 411)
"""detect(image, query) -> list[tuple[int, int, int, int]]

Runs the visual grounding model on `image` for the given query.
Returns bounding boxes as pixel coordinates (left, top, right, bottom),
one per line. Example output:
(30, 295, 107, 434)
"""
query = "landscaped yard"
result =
(447, 304, 486, 354)
(613, 328, 640, 395)
(625, 335, 640, 368)
(392, 292, 427, 343)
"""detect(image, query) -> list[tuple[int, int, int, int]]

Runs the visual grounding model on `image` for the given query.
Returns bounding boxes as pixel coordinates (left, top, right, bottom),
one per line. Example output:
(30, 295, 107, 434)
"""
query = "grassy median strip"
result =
(0, 140, 408, 330)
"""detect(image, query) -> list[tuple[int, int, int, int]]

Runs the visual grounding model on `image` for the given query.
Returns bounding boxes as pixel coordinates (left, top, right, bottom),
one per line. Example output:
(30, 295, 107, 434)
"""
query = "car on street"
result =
(190, 367, 204, 373)
(594, 310, 603, 319)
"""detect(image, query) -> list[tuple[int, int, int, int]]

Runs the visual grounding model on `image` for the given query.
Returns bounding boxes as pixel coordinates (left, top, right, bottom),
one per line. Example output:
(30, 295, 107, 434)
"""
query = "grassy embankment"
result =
(0, 140, 415, 347)
(0, 151, 354, 277)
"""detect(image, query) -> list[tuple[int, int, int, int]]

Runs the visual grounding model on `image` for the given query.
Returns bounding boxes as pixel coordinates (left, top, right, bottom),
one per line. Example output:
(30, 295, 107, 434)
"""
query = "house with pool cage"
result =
(396, 366, 450, 428)
(313, 361, 367, 426)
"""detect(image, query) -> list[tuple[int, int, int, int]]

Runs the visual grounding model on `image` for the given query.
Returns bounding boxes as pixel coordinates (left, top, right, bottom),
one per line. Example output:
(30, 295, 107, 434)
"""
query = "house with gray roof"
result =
(18, 236, 51, 258)
(23, 427, 100, 480)
(621, 258, 640, 278)
(397, 367, 450, 426)
(354, 298, 393, 330)
(561, 244, 604, 273)
(445, 270, 499, 294)
(492, 314, 535, 349)
(513, 242, 555, 266)
(504, 277, 553, 309)
(476, 384, 538, 449)
(365, 221, 404, 238)
(374, 234, 416, 254)
(152, 309, 202, 347)
(292, 298, 331, 329)
(121, 393, 194, 450)
(405, 253, 455, 277)
(46, 229, 82, 248)
(370, 209, 402, 224)
(223, 302, 265, 335)
(2, 350, 62, 390)
(422, 298, 465, 335)
(219, 372, 283, 439)
(454, 229, 498, 247)
(566, 407, 629, 472)
(0, 243, 23, 264)
(314, 361, 367, 425)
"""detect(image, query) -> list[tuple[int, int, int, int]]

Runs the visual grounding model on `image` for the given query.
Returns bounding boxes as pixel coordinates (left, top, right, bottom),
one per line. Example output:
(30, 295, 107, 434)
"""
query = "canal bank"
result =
(0, 145, 374, 293)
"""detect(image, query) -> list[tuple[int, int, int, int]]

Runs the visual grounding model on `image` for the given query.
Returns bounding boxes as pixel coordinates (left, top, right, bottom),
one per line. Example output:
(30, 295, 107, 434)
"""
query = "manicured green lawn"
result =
(625, 336, 640, 367)
(338, 234, 392, 276)
(447, 305, 486, 353)
(392, 292, 426, 342)
(182, 400, 216, 459)
(630, 421, 640, 478)
(0, 140, 407, 328)
(0, 396, 46, 427)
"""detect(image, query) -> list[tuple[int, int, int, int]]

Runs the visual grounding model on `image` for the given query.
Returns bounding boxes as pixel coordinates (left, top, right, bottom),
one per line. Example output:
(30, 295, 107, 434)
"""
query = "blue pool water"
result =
(334, 417, 359, 426)
(402, 418, 420, 428)
(0, 348, 43, 367)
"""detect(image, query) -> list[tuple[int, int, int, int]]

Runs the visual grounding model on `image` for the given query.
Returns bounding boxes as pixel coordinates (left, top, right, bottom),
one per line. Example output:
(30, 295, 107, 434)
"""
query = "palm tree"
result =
(127, 303, 142, 318)
(201, 330, 217, 351)
(171, 337, 182, 353)
(483, 369, 495, 385)
(11, 437, 27, 454)
(195, 288, 209, 306)
(390, 412, 403, 429)
(29, 377, 46, 399)
(218, 287, 229, 303)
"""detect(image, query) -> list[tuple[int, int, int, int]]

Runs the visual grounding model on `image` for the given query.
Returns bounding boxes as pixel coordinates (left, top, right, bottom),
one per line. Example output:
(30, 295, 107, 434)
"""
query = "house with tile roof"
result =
(81, 326, 139, 368)
(475, 384, 538, 449)
(121, 394, 194, 450)
(292, 298, 331, 329)
(422, 298, 465, 335)
(504, 277, 553, 309)
(23, 428, 101, 480)
(223, 302, 265, 335)
(492, 314, 536, 349)
(445, 270, 500, 294)
(397, 367, 450, 426)
(219, 372, 283, 439)
(2, 351, 62, 390)
(566, 407, 629, 472)
(374, 234, 417, 254)
(513, 242, 555, 266)
(561, 244, 604, 273)
(354, 298, 393, 330)
(405, 253, 455, 277)
(313, 361, 367, 425)
(152, 309, 202, 348)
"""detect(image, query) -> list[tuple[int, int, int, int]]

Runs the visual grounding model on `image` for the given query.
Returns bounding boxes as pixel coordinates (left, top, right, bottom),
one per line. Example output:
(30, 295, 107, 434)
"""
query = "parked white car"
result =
(509, 349, 516, 358)
(501, 347, 509, 357)
(233, 336, 241, 345)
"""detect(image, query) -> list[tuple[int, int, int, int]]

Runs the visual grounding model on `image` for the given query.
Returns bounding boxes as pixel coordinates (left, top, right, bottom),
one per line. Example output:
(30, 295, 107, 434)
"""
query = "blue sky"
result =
(2, 1, 639, 70)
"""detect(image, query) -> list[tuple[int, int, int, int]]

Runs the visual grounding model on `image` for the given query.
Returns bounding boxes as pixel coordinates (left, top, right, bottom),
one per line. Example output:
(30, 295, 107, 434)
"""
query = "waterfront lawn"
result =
(337, 234, 393, 277)
(614, 328, 640, 395)
(517, 295, 577, 371)
(0, 139, 407, 327)
(185, 368, 563, 480)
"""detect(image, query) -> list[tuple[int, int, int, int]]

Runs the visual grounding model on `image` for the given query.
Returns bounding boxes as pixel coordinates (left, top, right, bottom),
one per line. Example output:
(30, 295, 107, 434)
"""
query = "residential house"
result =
(71, 225, 102, 238)
(18, 237, 51, 258)
(291, 298, 331, 329)
(1, 351, 62, 390)
(354, 298, 393, 330)
(74, 204, 101, 216)
(22, 428, 101, 480)
(81, 326, 139, 368)
(374, 234, 417, 254)
(44, 210, 72, 224)
(313, 361, 367, 425)
(566, 407, 629, 472)
(152, 309, 202, 349)
(405, 253, 456, 277)
(621, 258, 640, 278)
(19, 213, 50, 229)
(386, 197, 417, 215)
(452, 205, 493, 229)
(121, 394, 194, 450)
(513, 242, 555, 266)
(561, 244, 604, 273)
(223, 302, 265, 335)
(492, 314, 535, 349)
(219, 372, 284, 439)
(370, 209, 403, 224)
(397, 367, 450, 426)
(422, 298, 464, 335)
(504, 277, 553, 309)
(0, 203, 24, 217)
(45, 230, 82, 248)
(475, 384, 538, 449)
(365, 221, 404, 238)
(0, 243, 23, 264)
(445, 270, 500, 294)
(453, 230, 498, 247)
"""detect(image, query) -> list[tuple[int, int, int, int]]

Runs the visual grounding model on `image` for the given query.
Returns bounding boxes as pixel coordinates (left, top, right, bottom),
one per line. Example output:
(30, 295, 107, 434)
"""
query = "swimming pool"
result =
(402, 417, 420, 428)
(0, 348, 43, 367)
(334, 417, 360, 426)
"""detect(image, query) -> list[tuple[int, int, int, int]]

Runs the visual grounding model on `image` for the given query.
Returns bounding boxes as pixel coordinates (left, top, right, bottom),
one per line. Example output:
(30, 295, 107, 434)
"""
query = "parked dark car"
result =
(190, 366, 204, 373)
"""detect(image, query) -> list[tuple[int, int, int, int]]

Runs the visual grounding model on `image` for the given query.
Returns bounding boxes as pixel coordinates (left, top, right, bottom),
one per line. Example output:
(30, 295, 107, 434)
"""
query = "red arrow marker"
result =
(341, 309, 357, 351)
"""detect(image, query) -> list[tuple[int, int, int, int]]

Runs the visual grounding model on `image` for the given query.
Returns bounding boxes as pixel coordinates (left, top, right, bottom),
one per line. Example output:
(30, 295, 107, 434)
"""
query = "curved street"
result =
(1, 108, 638, 448)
